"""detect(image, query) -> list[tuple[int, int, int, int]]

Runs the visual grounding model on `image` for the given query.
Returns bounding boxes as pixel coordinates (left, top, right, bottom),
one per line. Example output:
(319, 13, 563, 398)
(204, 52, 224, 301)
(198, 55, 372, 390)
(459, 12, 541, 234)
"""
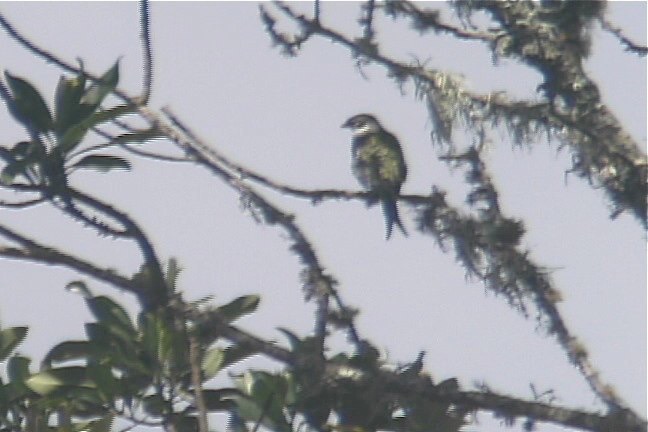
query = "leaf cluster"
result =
(0, 63, 135, 192)
(0, 275, 262, 431)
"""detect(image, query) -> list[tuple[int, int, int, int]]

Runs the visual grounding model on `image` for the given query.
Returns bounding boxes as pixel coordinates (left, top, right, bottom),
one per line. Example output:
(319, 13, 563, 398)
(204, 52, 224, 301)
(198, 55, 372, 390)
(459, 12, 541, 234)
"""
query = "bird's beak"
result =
(341, 119, 351, 128)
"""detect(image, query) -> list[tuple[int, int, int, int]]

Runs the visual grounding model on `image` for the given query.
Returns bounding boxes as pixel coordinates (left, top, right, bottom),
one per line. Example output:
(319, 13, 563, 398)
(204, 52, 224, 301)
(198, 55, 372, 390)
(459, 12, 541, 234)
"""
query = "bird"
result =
(341, 113, 408, 239)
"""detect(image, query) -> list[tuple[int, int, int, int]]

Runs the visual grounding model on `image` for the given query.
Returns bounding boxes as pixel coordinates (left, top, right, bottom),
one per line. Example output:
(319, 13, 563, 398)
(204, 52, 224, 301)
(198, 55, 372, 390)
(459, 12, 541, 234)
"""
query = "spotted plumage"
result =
(341, 114, 408, 239)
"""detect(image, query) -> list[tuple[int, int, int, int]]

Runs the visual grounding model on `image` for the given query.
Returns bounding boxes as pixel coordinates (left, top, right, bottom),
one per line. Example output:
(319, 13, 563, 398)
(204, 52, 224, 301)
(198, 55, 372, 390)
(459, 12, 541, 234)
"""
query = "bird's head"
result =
(341, 114, 382, 136)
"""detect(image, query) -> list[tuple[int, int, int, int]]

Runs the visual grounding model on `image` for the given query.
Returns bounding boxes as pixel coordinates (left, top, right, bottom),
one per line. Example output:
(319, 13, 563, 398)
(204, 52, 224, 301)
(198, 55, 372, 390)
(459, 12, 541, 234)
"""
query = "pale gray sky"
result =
(0, 2, 645, 431)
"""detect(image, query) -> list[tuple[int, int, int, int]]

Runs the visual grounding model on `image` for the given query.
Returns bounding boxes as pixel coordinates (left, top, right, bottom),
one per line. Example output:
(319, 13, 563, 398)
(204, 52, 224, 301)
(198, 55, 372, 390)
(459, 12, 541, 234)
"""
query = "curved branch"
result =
(0, 196, 46, 209)
(0, 224, 138, 295)
(599, 17, 648, 57)
(66, 186, 167, 308)
(4, 182, 166, 310)
(159, 107, 339, 355)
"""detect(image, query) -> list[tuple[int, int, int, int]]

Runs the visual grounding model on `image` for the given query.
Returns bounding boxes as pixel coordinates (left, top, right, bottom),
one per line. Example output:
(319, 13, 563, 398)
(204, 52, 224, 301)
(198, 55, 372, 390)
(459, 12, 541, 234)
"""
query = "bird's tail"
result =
(382, 197, 408, 240)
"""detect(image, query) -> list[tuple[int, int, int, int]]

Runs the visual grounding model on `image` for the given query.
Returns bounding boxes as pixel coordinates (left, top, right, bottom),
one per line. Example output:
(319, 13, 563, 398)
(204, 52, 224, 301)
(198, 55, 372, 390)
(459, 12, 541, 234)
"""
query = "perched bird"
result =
(341, 114, 408, 239)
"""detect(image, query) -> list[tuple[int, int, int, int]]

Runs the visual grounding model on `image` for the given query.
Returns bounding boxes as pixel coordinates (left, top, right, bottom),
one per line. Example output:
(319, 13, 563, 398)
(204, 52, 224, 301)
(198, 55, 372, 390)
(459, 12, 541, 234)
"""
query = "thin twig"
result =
(0, 197, 46, 209)
(139, 0, 154, 102)
(360, 0, 376, 41)
(83, 126, 190, 163)
(313, 0, 320, 23)
(599, 17, 648, 56)
(189, 334, 209, 432)
(384, 1, 497, 42)
(120, 144, 191, 163)
(0, 12, 141, 106)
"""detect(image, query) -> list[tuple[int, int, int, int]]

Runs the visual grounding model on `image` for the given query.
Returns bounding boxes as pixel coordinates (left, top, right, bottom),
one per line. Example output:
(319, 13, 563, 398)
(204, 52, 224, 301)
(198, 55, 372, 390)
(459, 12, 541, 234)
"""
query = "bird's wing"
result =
(363, 132, 406, 189)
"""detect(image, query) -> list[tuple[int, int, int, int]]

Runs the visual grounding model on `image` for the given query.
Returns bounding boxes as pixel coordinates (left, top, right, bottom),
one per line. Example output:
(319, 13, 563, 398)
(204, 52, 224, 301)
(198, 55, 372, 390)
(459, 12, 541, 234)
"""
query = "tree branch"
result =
(66, 186, 167, 308)
(216, 318, 645, 432)
(383, 0, 498, 42)
(159, 107, 336, 358)
(139, 0, 154, 103)
(262, 1, 647, 227)
(599, 16, 648, 57)
(0, 223, 139, 296)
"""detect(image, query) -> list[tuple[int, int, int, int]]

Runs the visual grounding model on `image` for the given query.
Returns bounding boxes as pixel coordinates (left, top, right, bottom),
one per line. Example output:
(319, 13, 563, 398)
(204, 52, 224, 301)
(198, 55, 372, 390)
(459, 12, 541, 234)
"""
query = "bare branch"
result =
(360, 0, 377, 41)
(139, 0, 154, 102)
(599, 17, 648, 56)
(383, 0, 498, 42)
(5, 181, 167, 310)
(67, 186, 166, 301)
(0, 197, 46, 209)
(0, 224, 138, 295)
(159, 107, 335, 358)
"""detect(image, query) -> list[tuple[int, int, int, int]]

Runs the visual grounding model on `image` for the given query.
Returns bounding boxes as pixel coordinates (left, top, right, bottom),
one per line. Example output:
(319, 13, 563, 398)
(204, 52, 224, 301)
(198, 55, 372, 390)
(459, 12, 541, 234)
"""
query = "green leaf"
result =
(0, 141, 29, 165)
(216, 295, 260, 323)
(79, 61, 120, 108)
(277, 328, 301, 352)
(202, 344, 258, 380)
(165, 258, 182, 291)
(139, 311, 176, 365)
(84, 322, 146, 375)
(4, 71, 53, 133)
(54, 73, 87, 135)
(87, 363, 119, 402)
(86, 323, 145, 373)
(86, 296, 135, 336)
(70, 154, 131, 172)
(111, 128, 164, 145)
(0, 161, 24, 185)
(202, 389, 239, 411)
(7, 355, 31, 383)
(0, 141, 44, 185)
(65, 280, 93, 298)
(43, 341, 92, 365)
(142, 394, 166, 416)
(26, 366, 94, 395)
(56, 104, 136, 155)
(75, 415, 114, 432)
(0, 326, 28, 361)
(139, 312, 161, 361)
(85, 322, 110, 347)
(234, 371, 291, 432)
(202, 348, 226, 379)
(174, 415, 199, 432)
(63, 387, 107, 416)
